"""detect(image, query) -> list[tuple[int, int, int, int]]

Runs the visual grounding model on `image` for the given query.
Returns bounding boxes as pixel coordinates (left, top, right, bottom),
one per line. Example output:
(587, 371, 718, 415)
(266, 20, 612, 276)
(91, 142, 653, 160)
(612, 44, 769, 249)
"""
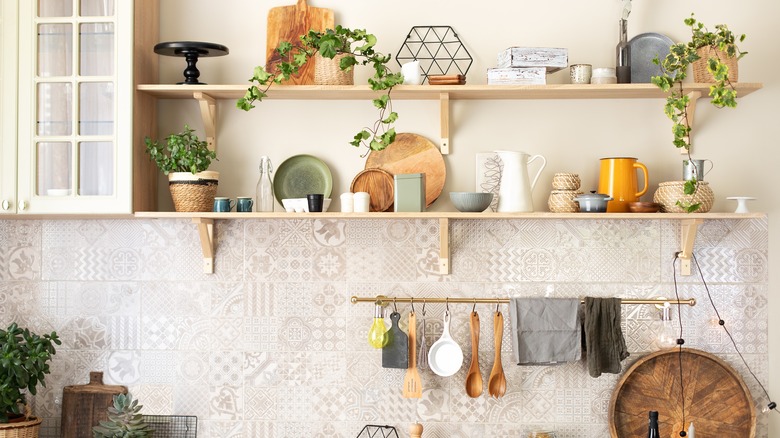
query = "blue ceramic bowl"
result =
(449, 192, 494, 212)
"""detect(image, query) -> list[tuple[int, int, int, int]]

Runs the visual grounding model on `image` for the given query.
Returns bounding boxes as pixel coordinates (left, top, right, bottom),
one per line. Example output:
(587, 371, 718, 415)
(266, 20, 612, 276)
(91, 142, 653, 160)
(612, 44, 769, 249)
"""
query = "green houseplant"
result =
(237, 26, 404, 153)
(0, 323, 60, 425)
(145, 124, 219, 212)
(652, 13, 747, 212)
(92, 393, 152, 438)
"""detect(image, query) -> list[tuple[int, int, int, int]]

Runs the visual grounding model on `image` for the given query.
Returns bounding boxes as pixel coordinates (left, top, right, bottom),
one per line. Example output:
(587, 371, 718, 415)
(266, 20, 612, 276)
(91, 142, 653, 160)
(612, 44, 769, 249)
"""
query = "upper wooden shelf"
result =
(137, 82, 763, 101)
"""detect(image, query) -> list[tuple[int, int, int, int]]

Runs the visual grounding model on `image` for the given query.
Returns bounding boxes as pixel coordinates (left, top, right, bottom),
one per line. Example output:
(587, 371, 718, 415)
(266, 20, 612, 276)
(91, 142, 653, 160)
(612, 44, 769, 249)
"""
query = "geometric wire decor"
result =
(395, 26, 473, 84)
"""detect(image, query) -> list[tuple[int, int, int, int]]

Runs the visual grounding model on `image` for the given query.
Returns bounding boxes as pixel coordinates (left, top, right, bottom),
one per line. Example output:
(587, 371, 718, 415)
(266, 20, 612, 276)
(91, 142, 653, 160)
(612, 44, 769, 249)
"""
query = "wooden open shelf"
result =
(134, 211, 765, 275)
(137, 82, 763, 154)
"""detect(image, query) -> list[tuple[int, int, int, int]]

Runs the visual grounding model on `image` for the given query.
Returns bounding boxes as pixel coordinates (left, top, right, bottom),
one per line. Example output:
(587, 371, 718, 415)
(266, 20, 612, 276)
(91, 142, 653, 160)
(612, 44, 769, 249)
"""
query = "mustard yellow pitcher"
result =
(597, 157, 649, 212)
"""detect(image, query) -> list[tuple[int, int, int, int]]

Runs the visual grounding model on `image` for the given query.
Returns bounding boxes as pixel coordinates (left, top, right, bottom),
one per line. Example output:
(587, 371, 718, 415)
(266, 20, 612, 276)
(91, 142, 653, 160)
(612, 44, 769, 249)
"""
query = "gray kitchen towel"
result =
(583, 296, 630, 377)
(509, 297, 582, 365)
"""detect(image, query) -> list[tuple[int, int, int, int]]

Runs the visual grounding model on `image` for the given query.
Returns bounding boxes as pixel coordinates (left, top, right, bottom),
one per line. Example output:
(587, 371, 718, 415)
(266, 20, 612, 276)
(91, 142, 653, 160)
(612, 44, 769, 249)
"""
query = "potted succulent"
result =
(237, 26, 404, 153)
(145, 124, 219, 212)
(0, 323, 60, 435)
(652, 13, 747, 212)
(92, 393, 152, 438)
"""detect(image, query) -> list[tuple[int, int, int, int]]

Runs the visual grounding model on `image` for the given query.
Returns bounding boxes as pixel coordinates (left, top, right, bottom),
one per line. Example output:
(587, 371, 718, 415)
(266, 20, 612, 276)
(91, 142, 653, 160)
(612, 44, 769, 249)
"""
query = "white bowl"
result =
(281, 198, 331, 213)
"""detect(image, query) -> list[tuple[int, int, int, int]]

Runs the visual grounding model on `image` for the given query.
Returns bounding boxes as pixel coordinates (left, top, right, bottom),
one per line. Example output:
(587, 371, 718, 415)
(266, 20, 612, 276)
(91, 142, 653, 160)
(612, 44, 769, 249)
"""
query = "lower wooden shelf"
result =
(134, 211, 764, 275)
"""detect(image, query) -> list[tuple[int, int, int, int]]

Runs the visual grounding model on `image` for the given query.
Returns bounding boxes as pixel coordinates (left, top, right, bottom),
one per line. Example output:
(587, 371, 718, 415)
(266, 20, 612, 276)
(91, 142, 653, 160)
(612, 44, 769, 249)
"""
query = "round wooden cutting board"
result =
(365, 133, 446, 209)
(609, 348, 755, 437)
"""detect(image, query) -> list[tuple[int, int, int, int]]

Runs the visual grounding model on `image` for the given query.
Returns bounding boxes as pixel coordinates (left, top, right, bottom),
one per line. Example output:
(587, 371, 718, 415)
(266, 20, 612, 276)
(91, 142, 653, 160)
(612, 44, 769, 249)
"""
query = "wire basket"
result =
(692, 46, 738, 83)
(141, 415, 197, 438)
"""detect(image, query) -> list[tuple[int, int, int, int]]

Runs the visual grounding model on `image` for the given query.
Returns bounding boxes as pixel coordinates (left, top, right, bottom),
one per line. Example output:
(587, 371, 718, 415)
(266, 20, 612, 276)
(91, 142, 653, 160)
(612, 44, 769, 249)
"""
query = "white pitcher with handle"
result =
(496, 150, 547, 212)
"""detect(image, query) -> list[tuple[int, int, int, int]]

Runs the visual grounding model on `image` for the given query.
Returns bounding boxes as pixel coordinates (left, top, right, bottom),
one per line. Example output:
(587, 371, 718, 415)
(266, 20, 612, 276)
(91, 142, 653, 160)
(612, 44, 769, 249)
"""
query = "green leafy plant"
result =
(0, 322, 61, 423)
(652, 13, 747, 212)
(144, 124, 217, 174)
(92, 393, 152, 438)
(237, 26, 404, 153)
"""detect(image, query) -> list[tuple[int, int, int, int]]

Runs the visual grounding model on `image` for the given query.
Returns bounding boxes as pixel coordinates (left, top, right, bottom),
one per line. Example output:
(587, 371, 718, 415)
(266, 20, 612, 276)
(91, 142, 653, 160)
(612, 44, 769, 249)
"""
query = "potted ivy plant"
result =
(145, 124, 219, 212)
(0, 323, 60, 435)
(651, 13, 747, 212)
(237, 26, 404, 153)
(92, 393, 152, 438)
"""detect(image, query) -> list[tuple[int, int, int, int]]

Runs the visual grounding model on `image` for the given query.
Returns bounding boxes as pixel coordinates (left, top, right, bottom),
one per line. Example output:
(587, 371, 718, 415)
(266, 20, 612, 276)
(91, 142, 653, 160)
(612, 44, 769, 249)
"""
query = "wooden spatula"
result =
(266, 0, 334, 84)
(403, 312, 422, 398)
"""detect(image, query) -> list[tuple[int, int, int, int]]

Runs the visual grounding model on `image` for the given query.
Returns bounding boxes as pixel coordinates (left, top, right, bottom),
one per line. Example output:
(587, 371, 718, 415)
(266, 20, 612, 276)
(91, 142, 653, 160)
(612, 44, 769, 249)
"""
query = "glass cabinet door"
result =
(17, 0, 132, 213)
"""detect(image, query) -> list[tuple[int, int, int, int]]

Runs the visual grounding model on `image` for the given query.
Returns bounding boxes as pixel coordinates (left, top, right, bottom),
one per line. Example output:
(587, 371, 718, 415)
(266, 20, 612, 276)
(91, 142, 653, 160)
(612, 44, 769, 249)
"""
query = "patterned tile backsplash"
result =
(0, 217, 769, 437)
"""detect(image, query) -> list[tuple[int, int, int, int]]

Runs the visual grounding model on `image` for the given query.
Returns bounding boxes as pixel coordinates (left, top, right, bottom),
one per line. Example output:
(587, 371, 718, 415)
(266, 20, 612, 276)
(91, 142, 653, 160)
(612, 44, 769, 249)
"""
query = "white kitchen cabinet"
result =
(0, 1, 19, 214)
(2, 0, 158, 215)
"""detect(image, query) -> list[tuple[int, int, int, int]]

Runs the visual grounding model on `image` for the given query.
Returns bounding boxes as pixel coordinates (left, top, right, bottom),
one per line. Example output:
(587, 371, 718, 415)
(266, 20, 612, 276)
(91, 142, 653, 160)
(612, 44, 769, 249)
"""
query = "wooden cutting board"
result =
(610, 348, 755, 437)
(365, 133, 446, 209)
(266, 0, 334, 85)
(61, 372, 127, 438)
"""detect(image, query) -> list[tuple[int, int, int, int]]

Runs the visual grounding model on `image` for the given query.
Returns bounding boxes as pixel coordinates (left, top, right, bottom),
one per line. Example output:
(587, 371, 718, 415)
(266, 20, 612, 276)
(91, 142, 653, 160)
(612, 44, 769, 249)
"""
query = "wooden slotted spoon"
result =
(488, 310, 507, 398)
(403, 311, 422, 398)
(465, 311, 483, 398)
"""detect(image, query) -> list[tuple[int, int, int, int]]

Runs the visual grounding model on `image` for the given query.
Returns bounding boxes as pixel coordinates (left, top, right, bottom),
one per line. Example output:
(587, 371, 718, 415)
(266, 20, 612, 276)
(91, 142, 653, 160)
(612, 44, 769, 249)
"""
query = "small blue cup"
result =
(237, 197, 254, 212)
(213, 197, 234, 212)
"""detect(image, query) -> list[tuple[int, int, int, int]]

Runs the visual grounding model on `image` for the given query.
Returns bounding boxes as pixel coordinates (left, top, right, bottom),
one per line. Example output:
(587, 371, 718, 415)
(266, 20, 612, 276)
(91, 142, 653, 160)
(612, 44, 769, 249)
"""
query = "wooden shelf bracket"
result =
(439, 92, 450, 154)
(194, 92, 217, 151)
(681, 90, 702, 154)
(439, 217, 450, 274)
(193, 217, 215, 273)
(678, 218, 703, 275)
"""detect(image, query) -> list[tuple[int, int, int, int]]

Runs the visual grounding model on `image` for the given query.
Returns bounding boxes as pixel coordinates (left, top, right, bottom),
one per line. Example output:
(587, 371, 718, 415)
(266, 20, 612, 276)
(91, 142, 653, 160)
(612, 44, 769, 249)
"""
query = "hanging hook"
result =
(472, 298, 477, 313)
(445, 297, 450, 313)
(410, 297, 415, 314)
(422, 299, 427, 316)
(393, 297, 398, 313)
(496, 301, 500, 314)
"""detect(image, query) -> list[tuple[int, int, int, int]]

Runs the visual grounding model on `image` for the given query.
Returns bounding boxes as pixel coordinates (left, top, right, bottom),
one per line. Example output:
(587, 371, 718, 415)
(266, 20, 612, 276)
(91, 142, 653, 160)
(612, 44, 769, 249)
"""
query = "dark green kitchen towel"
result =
(583, 296, 630, 377)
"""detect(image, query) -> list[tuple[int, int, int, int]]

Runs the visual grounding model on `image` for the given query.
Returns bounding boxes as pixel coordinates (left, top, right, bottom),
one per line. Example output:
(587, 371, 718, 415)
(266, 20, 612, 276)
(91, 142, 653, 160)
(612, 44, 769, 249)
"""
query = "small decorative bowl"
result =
(449, 192, 494, 212)
(628, 201, 661, 213)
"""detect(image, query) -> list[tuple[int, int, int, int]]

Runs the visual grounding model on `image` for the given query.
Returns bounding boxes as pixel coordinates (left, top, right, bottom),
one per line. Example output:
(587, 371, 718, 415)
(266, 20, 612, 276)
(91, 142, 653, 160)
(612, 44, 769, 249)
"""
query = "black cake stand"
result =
(154, 41, 229, 85)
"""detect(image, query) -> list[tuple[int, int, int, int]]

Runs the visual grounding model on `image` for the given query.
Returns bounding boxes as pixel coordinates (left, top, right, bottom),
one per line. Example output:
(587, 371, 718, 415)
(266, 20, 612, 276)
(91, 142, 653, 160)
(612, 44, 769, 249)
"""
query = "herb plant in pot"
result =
(0, 323, 61, 436)
(145, 125, 219, 212)
(651, 13, 747, 212)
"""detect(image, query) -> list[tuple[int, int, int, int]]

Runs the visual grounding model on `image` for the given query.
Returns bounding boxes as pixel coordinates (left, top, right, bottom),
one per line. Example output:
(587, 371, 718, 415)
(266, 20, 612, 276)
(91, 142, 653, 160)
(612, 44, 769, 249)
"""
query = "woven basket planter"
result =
(168, 171, 219, 212)
(653, 181, 714, 213)
(314, 53, 355, 85)
(693, 46, 738, 83)
(0, 414, 42, 438)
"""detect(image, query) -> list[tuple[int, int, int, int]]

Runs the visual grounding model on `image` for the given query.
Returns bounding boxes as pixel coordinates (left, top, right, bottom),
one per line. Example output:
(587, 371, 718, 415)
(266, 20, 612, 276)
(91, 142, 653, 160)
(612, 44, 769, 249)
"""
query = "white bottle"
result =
(687, 422, 695, 438)
(256, 156, 274, 212)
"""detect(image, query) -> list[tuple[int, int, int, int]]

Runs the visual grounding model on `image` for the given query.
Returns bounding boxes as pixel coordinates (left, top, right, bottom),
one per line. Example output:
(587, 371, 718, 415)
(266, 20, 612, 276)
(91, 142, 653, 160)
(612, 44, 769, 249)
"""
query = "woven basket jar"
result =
(548, 190, 582, 213)
(168, 171, 219, 212)
(693, 46, 738, 83)
(653, 181, 714, 213)
(314, 53, 355, 85)
(551, 173, 581, 191)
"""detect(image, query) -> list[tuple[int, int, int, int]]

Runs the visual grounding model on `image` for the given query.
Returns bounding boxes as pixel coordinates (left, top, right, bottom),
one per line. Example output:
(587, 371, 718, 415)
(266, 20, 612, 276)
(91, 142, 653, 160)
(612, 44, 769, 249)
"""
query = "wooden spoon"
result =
(488, 311, 507, 398)
(465, 311, 483, 398)
(403, 312, 422, 398)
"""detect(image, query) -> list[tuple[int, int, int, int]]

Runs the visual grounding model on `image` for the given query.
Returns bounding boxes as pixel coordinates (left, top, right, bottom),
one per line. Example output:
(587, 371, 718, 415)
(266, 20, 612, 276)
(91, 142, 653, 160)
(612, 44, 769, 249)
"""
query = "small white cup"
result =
(401, 61, 422, 85)
(354, 192, 370, 212)
(570, 64, 592, 84)
(340, 192, 354, 212)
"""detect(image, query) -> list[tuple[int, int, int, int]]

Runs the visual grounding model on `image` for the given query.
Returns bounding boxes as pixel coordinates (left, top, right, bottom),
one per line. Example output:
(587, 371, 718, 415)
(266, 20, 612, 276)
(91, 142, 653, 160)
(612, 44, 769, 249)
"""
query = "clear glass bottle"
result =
(647, 411, 660, 438)
(256, 156, 274, 212)
(616, 19, 631, 83)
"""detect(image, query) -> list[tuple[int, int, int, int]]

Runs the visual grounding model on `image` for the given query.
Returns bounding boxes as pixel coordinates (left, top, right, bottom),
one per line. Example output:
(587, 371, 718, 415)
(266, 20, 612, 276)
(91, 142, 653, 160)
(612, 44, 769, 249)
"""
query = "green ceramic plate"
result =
(273, 154, 333, 203)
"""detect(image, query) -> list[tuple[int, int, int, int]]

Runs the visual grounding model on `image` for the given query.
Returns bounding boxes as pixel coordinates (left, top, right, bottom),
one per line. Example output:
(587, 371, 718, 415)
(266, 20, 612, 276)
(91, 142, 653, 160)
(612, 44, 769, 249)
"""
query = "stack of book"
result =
(488, 47, 568, 85)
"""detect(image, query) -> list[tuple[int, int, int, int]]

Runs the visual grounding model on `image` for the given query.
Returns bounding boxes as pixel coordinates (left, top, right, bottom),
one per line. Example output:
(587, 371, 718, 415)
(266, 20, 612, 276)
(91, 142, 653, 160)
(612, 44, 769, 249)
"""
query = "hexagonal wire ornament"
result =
(396, 26, 473, 84)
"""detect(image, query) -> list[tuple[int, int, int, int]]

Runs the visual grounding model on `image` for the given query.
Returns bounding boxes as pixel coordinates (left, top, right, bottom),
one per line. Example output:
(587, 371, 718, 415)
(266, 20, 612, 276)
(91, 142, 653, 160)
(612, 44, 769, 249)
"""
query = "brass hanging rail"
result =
(350, 295, 696, 306)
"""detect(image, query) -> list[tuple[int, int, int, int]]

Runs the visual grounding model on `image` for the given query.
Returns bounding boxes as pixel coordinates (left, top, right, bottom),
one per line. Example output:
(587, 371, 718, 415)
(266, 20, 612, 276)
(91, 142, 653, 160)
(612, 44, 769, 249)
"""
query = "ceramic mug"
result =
(213, 197, 234, 212)
(682, 159, 713, 181)
(570, 64, 592, 84)
(236, 196, 254, 212)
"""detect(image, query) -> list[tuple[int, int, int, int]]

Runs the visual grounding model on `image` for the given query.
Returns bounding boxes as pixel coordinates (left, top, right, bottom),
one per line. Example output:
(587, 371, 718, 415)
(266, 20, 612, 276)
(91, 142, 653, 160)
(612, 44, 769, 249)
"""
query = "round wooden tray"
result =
(350, 168, 395, 212)
(609, 348, 755, 437)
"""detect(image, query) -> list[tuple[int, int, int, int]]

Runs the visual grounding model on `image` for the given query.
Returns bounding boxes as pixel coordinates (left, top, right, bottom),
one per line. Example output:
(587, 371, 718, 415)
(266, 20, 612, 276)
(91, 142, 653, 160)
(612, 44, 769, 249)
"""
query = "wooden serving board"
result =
(266, 0, 334, 85)
(61, 372, 127, 438)
(609, 348, 755, 438)
(365, 133, 446, 208)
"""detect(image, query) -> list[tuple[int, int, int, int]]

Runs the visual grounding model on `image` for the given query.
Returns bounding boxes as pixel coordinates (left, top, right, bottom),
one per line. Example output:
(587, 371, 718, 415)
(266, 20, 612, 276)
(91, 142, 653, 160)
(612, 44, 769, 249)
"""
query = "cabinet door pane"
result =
(80, 23, 113, 76)
(37, 82, 72, 136)
(79, 141, 113, 195)
(37, 142, 72, 195)
(38, 23, 73, 77)
(38, 0, 72, 17)
(79, 82, 113, 135)
(80, 0, 114, 17)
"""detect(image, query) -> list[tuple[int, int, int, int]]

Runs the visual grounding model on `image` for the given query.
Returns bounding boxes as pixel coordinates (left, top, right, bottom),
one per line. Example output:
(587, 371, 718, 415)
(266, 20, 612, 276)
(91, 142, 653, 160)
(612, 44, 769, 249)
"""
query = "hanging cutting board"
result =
(365, 133, 446, 210)
(61, 371, 127, 438)
(382, 312, 409, 369)
(266, 0, 334, 85)
(609, 348, 755, 437)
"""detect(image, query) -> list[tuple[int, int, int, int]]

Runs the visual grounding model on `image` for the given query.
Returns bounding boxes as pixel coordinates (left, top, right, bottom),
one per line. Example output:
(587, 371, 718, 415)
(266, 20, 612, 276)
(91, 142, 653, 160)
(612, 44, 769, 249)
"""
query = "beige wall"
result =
(154, 0, 779, 433)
